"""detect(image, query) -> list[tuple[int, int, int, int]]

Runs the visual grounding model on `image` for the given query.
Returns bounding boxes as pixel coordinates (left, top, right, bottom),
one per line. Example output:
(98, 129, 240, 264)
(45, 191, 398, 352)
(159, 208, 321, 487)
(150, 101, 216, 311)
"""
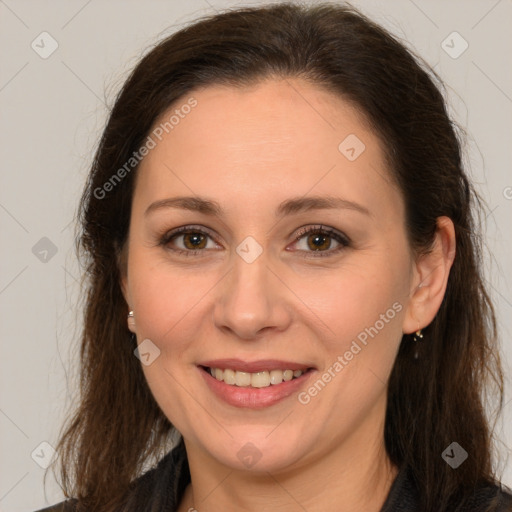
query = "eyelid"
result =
(287, 224, 350, 257)
(159, 223, 350, 257)
(292, 224, 350, 244)
(159, 224, 222, 250)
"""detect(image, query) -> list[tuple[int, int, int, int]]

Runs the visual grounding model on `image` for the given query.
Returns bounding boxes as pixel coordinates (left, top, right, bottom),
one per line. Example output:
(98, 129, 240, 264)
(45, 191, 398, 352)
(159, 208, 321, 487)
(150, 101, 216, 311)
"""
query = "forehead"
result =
(134, 78, 400, 219)
(151, 78, 375, 159)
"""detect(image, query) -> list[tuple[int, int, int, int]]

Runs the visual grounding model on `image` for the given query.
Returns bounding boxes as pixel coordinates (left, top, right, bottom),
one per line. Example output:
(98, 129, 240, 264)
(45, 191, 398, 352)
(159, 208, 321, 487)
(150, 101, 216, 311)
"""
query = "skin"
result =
(121, 78, 455, 512)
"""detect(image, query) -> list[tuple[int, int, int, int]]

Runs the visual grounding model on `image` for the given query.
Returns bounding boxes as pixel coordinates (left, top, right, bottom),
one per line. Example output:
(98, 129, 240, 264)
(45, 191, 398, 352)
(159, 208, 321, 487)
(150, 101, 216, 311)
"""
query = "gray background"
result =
(1, 0, 511, 510)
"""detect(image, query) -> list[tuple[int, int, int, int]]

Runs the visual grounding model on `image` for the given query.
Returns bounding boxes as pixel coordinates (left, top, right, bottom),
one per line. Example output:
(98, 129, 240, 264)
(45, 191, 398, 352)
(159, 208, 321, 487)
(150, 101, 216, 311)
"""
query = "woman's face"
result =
(122, 78, 418, 473)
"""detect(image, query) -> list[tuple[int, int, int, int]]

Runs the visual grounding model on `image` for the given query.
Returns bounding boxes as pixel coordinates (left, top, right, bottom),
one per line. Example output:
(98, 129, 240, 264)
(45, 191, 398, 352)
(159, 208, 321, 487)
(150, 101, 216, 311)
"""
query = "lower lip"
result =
(199, 367, 315, 409)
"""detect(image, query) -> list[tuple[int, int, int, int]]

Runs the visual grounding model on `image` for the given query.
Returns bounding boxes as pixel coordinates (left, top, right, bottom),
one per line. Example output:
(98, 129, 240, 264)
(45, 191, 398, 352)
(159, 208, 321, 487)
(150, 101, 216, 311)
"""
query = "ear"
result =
(117, 243, 136, 333)
(402, 216, 456, 334)
(121, 275, 137, 334)
(120, 274, 130, 307)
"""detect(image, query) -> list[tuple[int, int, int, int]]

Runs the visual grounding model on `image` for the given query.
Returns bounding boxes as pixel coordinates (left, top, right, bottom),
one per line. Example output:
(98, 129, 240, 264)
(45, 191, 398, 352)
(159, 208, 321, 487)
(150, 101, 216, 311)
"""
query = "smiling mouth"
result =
(200, 366, 314, 388)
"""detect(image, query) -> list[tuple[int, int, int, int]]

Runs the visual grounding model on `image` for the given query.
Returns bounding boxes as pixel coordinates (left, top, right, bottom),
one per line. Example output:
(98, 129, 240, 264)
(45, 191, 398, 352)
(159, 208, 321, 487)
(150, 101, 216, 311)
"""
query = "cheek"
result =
(128, 253, 218, 353)
(297, 257, 407, 349)
(298, 259, 409, 413)
(127, 255, 214, 427)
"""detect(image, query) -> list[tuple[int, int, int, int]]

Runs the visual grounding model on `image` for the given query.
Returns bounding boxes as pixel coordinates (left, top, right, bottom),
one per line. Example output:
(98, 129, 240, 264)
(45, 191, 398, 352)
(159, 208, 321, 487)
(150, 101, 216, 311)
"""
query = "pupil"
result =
(309, 234, 329, 251)
(185, 233, 205, 249)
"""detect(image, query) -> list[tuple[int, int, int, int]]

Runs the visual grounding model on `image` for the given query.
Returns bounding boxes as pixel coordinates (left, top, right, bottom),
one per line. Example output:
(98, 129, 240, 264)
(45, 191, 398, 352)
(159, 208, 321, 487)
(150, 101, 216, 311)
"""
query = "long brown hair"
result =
(51, 3, 506, 511)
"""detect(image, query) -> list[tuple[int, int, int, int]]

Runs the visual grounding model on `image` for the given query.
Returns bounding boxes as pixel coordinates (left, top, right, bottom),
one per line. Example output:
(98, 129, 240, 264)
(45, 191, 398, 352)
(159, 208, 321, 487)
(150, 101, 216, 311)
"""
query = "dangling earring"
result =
(413, 328, 423, 359)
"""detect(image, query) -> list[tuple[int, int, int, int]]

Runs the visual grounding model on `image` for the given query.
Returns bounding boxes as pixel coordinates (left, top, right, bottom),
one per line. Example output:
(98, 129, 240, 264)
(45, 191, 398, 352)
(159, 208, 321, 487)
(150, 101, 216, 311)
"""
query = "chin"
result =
(198, 429, 312, 474)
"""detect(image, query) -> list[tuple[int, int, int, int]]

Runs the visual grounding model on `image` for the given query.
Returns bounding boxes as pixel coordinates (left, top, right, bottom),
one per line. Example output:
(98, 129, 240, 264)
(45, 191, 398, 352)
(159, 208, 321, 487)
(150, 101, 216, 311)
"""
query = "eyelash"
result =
(158, 224, 350, 258)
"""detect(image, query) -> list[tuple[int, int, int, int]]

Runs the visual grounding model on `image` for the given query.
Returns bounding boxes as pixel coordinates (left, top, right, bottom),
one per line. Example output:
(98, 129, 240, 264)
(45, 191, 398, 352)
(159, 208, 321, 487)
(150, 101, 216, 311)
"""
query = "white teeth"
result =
(251, 371, 270, 388)
(283, 369, 294, 381)
(235, 371, 251, 387)
(207, 367, 306, 388)
(223, 368, 236, 385)
(270, 369, 283, 385)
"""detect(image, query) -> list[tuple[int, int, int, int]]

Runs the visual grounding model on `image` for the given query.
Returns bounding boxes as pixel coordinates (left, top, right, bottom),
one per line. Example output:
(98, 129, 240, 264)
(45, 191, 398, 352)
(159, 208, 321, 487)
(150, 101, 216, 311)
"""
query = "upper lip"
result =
(199, 358, 314, 373)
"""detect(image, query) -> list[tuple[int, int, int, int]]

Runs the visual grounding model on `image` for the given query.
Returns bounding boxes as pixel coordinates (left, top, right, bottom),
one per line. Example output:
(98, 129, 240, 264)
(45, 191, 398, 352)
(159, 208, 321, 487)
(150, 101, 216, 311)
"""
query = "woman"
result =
(39, 3, 512, 511)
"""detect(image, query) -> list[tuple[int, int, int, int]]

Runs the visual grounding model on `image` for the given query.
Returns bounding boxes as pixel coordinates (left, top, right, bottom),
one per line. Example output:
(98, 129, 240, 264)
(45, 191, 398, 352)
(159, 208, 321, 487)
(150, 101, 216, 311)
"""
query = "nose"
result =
(212, 249, 292, 340)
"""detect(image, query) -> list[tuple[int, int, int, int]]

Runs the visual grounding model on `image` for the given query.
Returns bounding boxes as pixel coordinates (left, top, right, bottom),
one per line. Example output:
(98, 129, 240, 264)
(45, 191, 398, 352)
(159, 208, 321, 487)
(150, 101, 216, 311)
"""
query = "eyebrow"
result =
(144, 195, 371, 218)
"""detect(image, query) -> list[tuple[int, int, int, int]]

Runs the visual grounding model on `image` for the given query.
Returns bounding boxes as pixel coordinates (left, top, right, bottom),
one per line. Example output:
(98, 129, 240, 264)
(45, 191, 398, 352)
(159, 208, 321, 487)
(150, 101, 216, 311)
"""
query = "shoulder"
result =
(34, 500, 78, 512)
(465, 482, 512, 511)
(381, 464, 512, 512)
(33, 440, 189, 512)
(497, 489, 512, 511)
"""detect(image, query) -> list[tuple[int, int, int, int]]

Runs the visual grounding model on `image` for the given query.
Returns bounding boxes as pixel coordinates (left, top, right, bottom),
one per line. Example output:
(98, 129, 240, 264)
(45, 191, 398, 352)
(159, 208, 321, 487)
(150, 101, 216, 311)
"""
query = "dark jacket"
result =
(36, 440, 512, 512)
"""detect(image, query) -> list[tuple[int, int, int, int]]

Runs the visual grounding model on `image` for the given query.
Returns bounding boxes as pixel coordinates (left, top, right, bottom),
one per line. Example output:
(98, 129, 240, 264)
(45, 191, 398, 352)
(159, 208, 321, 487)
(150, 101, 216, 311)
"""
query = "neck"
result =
(178, 400, 398, 512)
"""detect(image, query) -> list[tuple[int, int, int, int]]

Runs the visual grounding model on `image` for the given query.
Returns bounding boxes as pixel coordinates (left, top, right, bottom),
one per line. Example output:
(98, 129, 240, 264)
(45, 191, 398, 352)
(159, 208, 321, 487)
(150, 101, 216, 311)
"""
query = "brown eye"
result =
(306, 233, 332, 251)
(289, 225, 350, 257)
(182, 232, 207, 250)
(160, 226, 219, 254)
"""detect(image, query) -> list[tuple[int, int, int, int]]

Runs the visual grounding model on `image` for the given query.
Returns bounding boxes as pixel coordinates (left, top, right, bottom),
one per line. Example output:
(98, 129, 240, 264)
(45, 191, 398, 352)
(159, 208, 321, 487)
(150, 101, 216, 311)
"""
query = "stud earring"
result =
(127, 310, 135, 329)
(413, 329, 423, 343)
(413, 328, 423, 360)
